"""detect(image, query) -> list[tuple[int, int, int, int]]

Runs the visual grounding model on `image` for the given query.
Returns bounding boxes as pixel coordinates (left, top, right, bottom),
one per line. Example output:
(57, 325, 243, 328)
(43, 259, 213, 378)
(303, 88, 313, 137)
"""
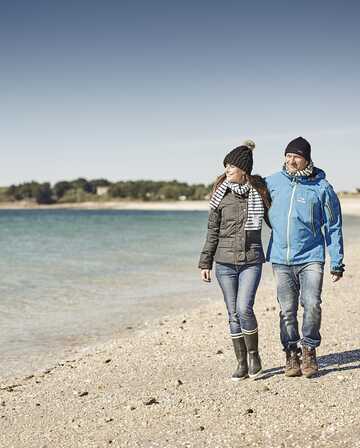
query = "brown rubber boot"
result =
(231, 337, 248, 381)
(302, 345, 319, 378)
(285, 349, 302, 377)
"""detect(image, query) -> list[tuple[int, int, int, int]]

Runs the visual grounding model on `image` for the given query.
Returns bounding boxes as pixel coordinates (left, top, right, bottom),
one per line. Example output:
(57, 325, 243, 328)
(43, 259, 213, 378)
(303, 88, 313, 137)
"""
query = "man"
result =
(266, 137, 345, 378)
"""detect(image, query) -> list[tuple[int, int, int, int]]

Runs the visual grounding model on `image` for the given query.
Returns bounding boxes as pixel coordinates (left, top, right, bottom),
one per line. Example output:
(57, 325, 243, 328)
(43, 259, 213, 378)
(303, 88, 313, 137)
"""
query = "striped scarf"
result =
(209, 180, 264, 230)
(285, 160, 314, 177)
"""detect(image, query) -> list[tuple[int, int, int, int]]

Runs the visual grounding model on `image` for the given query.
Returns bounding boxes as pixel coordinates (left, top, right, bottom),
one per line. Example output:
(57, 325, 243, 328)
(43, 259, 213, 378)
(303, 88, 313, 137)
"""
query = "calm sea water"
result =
(0, 209, 358, 378)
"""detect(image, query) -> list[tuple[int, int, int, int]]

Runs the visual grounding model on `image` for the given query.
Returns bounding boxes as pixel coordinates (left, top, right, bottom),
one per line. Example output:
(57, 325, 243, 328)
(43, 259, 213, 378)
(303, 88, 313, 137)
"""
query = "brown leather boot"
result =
(302, 345, 319, 378)
(285, 349, 302, 377)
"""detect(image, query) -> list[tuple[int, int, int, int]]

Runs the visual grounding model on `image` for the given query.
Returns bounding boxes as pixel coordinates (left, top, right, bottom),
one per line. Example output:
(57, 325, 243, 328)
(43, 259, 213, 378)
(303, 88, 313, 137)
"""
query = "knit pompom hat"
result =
(223, 140, 255, 175)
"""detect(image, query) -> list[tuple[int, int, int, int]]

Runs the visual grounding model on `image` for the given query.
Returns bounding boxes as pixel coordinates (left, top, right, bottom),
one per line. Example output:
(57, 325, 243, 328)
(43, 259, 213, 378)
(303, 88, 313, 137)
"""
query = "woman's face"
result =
(225, 164, 247, 184)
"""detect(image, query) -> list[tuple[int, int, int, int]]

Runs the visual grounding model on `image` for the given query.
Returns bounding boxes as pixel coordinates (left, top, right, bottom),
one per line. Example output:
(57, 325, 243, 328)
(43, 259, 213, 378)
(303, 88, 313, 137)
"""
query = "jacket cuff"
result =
(330, 263, 345, 276)
(198, 262, 213, 270)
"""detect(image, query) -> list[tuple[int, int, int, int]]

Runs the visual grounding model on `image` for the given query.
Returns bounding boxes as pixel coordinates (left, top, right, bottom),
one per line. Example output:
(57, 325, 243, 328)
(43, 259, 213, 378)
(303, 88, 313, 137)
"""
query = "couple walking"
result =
(199, 137, 345, 380)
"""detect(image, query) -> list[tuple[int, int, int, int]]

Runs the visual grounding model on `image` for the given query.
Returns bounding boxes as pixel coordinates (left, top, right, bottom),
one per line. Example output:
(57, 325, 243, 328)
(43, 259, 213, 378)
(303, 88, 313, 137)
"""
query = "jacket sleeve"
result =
(322, 185, 345, 274)
(198, 208, 221, 269)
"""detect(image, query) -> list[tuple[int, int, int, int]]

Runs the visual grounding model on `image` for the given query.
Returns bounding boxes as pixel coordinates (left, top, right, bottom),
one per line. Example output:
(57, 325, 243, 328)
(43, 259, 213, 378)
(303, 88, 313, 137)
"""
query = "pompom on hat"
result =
(223, 139, 255, 175)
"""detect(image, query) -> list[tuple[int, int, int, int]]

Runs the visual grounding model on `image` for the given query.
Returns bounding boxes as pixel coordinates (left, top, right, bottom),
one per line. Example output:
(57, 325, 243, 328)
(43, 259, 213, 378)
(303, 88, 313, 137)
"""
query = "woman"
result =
(198, 140, 271, 381)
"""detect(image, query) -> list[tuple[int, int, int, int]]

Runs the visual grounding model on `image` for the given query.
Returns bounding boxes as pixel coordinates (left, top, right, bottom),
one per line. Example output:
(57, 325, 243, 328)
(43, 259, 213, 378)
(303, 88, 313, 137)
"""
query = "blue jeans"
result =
(272, 262, 324, 350)
(215, 263, 262, 338)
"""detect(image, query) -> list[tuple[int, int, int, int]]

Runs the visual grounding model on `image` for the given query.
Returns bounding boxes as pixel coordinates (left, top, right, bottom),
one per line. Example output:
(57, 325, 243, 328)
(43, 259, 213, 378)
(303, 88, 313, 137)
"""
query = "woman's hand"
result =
(201, 269, 212, 283)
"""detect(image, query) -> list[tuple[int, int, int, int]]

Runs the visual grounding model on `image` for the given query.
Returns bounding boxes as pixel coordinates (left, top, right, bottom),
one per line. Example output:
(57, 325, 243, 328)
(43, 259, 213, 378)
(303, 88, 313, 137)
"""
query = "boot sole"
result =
(248, 369, 263, 380)
(231, 375, 249, 382)
(303, 370, 318, 378)
(285, 371, 302, 377)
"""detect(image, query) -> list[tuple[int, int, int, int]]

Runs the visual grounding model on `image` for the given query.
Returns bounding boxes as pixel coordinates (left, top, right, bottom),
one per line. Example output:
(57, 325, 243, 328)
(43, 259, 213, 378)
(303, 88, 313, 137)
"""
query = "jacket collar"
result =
(281, 167, 326, 184)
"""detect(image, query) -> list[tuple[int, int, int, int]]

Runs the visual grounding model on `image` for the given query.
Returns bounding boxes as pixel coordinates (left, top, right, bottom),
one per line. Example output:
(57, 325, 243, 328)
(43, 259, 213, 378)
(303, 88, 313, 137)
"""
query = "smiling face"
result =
(225, 164, 247, 184)
(285, 153, 308, 173)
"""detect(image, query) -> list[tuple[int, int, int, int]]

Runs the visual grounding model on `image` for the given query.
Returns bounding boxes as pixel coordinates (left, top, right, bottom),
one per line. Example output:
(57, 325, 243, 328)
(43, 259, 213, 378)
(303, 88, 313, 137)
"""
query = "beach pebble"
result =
(104, 359, 112, 364)
(24, 375, 34, 381)
(73, 391, 89, 397)
(144, 398, 159, 406)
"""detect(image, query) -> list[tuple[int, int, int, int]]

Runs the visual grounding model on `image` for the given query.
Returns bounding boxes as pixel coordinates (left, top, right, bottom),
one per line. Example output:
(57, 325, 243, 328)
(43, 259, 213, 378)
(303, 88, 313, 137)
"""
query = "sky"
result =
(1, 0, 359, 191)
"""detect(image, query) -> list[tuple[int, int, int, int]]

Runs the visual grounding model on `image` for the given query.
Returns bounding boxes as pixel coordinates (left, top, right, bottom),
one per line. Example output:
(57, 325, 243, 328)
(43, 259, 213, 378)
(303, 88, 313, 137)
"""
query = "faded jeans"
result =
(272, 262, 324, 350)
(215, 263, 262, 338)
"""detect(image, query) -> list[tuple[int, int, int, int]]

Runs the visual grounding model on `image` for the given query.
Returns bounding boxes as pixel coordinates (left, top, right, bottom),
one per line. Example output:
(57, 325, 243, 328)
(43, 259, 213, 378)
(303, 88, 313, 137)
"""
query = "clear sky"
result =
(1, 0, 359, 191)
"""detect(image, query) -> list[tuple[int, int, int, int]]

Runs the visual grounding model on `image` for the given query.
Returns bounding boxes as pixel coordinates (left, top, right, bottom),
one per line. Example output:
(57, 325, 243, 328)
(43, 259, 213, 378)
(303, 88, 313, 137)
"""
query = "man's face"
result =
(285, 153, 308, 173)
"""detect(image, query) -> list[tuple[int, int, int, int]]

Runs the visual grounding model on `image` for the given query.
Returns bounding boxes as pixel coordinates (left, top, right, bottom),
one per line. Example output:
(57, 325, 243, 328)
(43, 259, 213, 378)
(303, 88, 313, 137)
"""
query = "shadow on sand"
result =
(258, 348, 360, 380)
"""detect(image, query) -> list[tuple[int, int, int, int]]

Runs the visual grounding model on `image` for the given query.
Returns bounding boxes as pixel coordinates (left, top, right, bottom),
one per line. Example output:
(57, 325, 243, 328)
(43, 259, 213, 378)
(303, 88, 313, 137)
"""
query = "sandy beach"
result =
(0, 233, 359, 446)
(0, 196, 360, 216)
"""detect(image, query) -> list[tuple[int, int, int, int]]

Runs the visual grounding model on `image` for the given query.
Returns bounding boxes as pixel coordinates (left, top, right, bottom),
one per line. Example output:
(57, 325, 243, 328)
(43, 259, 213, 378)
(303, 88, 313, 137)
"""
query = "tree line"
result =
(0, 178, 212, 204)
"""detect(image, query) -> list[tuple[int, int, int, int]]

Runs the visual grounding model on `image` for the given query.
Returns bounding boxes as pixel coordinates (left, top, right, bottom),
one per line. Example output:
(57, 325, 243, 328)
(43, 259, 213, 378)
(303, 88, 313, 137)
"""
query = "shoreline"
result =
(0, 196, 360, 215)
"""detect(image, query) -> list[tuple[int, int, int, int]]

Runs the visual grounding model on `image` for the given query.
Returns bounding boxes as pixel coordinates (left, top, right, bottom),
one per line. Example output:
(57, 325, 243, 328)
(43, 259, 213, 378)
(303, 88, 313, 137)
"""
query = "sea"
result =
(0, 209, 358, 379)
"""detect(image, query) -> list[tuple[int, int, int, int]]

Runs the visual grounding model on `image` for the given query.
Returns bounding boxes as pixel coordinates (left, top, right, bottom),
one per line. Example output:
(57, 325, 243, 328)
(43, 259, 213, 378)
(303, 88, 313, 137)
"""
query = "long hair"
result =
(211, 172, 271, 209)
(211, 173, 226, 197)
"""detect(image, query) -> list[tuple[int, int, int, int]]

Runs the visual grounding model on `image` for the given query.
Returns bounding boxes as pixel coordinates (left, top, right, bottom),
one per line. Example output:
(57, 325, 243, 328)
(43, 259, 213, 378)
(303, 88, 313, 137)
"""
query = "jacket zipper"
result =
(236, 194, 247, 264)
(286, 180, 297, 264)
(311, 201, 316, 236)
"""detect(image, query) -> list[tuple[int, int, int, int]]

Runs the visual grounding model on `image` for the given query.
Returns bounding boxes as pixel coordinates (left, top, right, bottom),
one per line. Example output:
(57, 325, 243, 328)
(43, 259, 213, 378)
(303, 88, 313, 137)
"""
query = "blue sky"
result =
(1, 0, 359, 191)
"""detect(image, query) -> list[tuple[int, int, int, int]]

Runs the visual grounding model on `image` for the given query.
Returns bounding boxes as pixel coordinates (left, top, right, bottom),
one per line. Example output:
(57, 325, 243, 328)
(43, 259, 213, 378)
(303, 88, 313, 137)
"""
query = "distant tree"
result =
(7, 185, 20, 200)
(89, 178, 111, 188)
(188, 184, 211, 200)
(35, 183, 54, 204)
(53, 181, 72, 199)
(6, 181, 42, 200)
(70, 178, 93, 193)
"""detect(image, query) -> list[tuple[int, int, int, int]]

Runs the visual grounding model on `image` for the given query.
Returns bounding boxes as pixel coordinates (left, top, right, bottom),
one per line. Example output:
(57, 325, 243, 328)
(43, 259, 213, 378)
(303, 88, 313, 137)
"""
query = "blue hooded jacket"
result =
(266, 168, 344, 272)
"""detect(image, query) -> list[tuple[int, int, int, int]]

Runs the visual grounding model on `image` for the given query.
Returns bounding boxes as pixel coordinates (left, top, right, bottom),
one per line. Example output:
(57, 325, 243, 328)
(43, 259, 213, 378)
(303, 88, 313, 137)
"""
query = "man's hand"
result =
(331, 273, 342, 282)
(201, 269, 212, 283)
